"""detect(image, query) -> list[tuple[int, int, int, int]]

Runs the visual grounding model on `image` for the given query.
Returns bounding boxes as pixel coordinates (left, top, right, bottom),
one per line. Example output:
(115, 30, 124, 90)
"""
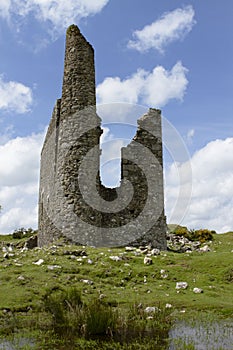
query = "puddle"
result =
(0, 338, 34, 350)
(0, 320, 232, 349)
(169, 319, 233, 350)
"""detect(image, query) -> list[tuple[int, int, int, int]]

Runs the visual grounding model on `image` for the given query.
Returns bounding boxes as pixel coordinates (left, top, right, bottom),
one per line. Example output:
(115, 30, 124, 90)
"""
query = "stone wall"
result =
(38, 25, 167, 249)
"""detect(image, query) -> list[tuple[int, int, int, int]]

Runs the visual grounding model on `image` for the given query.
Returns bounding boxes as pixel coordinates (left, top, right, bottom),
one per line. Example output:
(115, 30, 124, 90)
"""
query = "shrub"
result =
(189, 229, 213, 243)
(12, 227, 37, 239)
(44, 288, 117, 339)
(172, 226, 214, 243)
(85, 300, 118, 337)
(43, 288, 172, 345)
(173, 226, 189, 237)
(44, 288, 83, 335)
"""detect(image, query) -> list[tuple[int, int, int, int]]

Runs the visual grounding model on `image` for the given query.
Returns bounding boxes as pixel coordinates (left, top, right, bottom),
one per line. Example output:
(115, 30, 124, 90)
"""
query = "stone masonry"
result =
(38, 24, 167, 249)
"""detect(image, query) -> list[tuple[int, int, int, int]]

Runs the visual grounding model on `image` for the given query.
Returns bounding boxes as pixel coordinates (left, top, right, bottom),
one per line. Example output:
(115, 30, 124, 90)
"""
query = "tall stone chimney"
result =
(60, 25, 96, 118)
(38, 25, 167, 250)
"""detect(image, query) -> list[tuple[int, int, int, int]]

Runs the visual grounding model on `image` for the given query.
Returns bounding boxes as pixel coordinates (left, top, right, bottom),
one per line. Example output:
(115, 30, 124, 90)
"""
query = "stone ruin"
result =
(38, 24, 167, 249)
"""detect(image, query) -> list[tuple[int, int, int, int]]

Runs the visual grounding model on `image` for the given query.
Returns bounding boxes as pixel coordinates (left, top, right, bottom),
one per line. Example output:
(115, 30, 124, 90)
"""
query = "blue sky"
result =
(0, 0, 232, 234)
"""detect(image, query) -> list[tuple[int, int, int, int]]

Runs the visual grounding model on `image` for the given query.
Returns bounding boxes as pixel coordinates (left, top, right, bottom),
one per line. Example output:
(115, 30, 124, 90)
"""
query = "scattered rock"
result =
(2, 245, 14, 258)
(144, 306, 156, 313)
(99, 294, 106, 300)
(176, 282, 188, 290)
(109, 256, 122, 262)
(47, 265, 61, 270)
(33, 259, 44, 266)
(160, 269, 168, 278)
(6, 244, 13, 252)
(20, 246, 28, 253)
(125, 246, 136, 252)
(3, 253, 14, 259)
(165, 303, 172, 308)
(80, 279, 93, 285)
(151, 248, 160, 256)
(193, 287, 203, 294)
(199, 245, 211, 252)
(17, 275, 25, 281)
(63, 250, 87, 257)
(144, 256, 152, 265)
(167, 233, 201, 253)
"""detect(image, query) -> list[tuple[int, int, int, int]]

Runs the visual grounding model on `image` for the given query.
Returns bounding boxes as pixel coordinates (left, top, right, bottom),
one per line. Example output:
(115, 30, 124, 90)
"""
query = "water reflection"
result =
(169, 320, 233, 350)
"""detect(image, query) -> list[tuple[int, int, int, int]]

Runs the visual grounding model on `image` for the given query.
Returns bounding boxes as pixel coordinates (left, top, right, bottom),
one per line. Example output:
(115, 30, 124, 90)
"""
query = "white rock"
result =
(165, 303, 172, 309)
(87, 259, 93, 264)
(144, 306, 156, 313)
(199, 245, 211, 252)
(99, 294, 106, 300)
(144, 256, 152, 265)
(109, 256, 122, 261)
(20, 247, 28, 253)
(151, 248, 160, 256)
(47, 265, 61, 270)
(160, 269, 168, 279)
(80, 279, 93, 285)
(125, 246, 136, 251)
(69, 255, 76, 259)
(193, 287, 203, 294)
(176, 282, 188, 290)
(17, 275, 25, 281)
(33, 259, 44, 266)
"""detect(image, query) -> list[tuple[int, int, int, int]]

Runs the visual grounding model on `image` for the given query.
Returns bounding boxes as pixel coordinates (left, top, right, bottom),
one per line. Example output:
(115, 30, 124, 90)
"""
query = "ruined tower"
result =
(38, 25, 167, 249)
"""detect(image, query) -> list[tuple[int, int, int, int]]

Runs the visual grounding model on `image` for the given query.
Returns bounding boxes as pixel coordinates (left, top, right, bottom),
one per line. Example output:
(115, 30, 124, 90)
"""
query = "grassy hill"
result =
(0, 229, 232, 349)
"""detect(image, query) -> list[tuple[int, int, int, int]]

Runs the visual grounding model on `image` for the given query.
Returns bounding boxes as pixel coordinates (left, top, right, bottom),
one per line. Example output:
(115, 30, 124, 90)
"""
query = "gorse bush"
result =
(173, 226, 214, 243)
(189, 229, 214, 243)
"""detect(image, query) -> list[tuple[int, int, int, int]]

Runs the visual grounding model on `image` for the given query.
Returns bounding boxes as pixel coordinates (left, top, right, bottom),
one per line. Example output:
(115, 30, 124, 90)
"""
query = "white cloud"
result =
(0, 131, 45, 234)
(97, 61, 188, 108)
(128, 5, 196, 53)
(0, 75, 33, 113)
(165, 138, 233, 232)
(0, 0, 109, 32)
(0, 0, 11, 18)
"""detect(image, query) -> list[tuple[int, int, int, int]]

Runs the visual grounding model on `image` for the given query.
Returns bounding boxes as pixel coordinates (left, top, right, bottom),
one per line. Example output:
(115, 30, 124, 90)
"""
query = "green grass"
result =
(0, 231, 232, 348)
